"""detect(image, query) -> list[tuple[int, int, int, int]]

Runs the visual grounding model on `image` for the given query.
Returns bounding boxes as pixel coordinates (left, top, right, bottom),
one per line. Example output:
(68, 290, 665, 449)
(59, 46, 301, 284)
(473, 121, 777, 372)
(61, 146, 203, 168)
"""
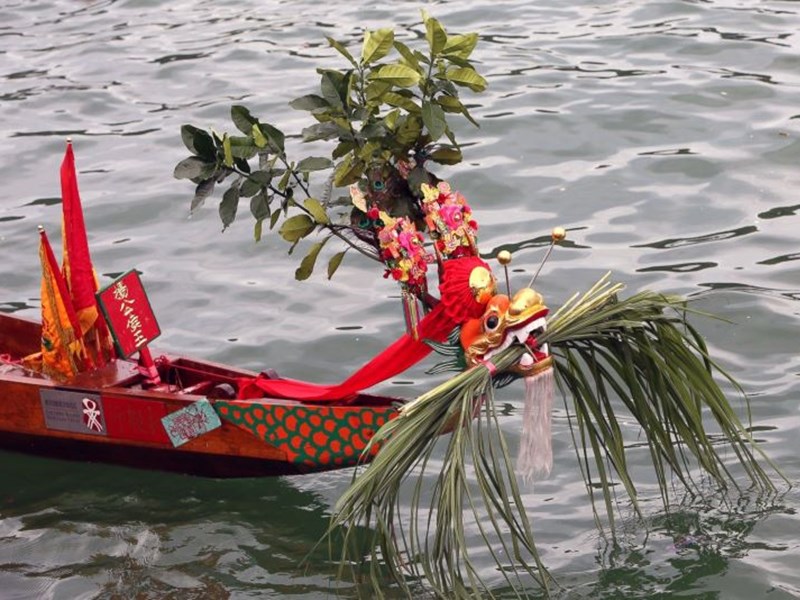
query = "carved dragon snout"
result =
(459, 287, 552, 376)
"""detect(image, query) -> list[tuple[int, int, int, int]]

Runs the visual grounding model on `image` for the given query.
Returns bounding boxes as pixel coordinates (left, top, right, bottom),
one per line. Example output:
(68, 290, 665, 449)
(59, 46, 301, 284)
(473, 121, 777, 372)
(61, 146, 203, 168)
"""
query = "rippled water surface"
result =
(2, 0, 800, 598)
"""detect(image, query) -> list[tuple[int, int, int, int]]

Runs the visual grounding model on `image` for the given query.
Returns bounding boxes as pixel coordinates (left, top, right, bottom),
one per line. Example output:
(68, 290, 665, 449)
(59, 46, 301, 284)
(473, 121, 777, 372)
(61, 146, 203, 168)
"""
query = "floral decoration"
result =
(420, 182, 478, 259)
(376, 212, 430, 296)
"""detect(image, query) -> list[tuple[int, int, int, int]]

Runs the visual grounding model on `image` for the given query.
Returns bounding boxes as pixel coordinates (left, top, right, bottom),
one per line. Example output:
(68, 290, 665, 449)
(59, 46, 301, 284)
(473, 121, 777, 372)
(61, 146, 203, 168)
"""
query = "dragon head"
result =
(459, 287, 552, 376)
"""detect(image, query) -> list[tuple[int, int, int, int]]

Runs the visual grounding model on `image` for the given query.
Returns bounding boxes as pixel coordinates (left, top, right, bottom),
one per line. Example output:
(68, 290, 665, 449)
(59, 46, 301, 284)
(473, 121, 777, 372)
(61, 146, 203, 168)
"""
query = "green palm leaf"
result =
(324, 273, 781, 598)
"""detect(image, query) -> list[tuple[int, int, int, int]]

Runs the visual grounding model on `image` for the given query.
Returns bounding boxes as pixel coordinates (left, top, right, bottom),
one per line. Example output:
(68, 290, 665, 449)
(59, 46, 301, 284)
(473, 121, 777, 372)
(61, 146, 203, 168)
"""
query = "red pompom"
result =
(438, 256, 495, 324)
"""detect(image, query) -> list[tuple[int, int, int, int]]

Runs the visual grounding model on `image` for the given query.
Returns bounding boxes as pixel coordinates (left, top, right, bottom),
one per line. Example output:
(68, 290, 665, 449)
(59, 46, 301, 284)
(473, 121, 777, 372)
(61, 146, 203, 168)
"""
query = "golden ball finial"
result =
(552, 227, 566, 242)
(497, 250, 512, 266)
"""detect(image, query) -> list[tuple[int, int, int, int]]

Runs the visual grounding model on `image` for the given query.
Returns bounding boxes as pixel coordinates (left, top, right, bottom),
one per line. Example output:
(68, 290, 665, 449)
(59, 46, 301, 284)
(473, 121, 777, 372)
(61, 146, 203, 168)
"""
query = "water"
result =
(2, 0, 800, 597)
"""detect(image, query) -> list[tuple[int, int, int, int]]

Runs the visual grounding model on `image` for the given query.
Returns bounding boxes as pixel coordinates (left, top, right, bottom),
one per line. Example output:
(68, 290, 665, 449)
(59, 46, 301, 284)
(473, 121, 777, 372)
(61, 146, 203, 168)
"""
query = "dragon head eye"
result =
(484, 313, 500, 332)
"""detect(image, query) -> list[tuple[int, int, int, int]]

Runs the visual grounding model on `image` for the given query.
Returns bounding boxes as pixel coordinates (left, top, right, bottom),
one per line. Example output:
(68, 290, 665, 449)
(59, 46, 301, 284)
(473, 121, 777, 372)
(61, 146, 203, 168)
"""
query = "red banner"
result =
(96, 270, 160, 358)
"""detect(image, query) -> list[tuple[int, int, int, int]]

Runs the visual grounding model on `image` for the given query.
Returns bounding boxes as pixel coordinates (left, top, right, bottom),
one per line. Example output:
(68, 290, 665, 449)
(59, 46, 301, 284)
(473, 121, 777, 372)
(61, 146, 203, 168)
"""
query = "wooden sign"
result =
(96, 270, 161, 358)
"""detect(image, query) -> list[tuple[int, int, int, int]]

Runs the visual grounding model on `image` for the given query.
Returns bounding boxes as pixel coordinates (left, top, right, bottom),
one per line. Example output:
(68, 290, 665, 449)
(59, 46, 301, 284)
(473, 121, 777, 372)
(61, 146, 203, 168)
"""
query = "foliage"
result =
(325, 274, 780, 598)
(174, 11, 486, 282)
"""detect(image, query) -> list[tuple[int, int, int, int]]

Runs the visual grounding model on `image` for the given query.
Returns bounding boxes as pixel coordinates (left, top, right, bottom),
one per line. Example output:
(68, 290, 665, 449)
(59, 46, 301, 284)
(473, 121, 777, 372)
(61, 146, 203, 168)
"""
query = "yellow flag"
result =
(38, 229, 84, 379)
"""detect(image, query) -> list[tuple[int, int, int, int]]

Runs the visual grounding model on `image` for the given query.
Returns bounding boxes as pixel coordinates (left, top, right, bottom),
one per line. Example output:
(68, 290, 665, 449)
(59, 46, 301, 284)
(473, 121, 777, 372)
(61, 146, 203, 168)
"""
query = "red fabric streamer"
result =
(237, 302, 456, 402)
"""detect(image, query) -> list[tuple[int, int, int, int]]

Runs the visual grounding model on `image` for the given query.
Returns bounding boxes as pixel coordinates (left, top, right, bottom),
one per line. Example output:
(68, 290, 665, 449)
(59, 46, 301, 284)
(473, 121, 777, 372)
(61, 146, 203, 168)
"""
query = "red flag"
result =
(60, 140, 115, 364)
(61, 141, 97, 321)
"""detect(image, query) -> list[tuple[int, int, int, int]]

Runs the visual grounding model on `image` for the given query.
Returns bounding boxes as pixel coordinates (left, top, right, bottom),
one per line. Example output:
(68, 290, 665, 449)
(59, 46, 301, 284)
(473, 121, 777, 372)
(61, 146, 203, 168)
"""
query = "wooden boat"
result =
(0, 311, 399, 478)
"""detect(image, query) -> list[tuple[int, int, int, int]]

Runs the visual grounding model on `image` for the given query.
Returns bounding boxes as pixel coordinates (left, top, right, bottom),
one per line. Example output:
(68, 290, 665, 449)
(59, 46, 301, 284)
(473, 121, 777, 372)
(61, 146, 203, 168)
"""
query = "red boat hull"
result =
(0, 312, 400, 478)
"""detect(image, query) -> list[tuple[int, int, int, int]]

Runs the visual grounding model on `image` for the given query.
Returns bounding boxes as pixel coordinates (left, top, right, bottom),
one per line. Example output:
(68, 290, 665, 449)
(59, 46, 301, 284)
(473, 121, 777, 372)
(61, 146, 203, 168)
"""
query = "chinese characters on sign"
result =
(96, 270, 161, 358)
(161, 399, 222, 447)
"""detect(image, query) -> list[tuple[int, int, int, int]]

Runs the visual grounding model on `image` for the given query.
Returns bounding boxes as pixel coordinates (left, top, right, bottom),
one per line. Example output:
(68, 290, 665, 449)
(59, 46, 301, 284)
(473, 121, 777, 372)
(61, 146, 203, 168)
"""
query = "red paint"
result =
(303, 442, 316, 457)
(103, 395, 170, 445)
(285, 415, 297, 432)
(348, 415, 361, 429)
(309, 414, 322, 427)
(323, 419, 336, 432)
(256, 423, 267, 438)
(299, 422, 311, 438)
(312, 431, 328, 446)
(338, 427, 351, 441)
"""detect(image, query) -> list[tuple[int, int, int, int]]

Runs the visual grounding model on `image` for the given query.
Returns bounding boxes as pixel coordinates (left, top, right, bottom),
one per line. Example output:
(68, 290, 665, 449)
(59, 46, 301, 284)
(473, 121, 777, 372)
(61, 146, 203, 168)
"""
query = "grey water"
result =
(1, 0, 800, 597)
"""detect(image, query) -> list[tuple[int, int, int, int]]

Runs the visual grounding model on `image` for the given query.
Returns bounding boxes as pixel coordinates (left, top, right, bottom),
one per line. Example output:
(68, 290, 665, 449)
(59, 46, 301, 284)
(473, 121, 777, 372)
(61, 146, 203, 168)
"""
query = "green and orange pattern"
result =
(214, 401, 397, 469)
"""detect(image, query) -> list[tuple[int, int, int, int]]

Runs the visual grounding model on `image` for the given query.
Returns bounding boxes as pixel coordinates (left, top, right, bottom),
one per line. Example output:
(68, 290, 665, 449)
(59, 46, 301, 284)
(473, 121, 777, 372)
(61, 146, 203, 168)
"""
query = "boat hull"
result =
(0, 312, 400, 478)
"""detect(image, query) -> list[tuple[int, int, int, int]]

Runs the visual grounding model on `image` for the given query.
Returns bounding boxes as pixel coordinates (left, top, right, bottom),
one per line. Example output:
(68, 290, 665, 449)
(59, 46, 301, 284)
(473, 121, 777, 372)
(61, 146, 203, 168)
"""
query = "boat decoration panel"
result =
(215, 401, 396, 469)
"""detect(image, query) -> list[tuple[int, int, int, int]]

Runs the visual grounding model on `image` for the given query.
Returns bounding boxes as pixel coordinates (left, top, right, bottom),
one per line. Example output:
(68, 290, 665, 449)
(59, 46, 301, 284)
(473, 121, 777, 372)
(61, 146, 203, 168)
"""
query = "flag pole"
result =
(137, 345, 161, 386)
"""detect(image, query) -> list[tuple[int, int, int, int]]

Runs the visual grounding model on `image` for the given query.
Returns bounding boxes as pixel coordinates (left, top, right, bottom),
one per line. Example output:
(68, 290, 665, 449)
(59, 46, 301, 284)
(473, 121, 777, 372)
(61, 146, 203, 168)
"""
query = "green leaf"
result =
(269, 210, 281, 230)
(370, 64, 421, 88)
(326, 36, 358, 67)
(222, 135, 233, 167)
(252, 123, 268, 148)
(190, 179, 215, 212)
(332, 140, 355, 159)
(444, 67, 487, 92)
(302, 122, 343, 142)
(320, 69, 347, 112)
(250, 192, 270, 220)
(304, 197, 330, 224)
(277, 168, 291, 191)
(422, 100, 447, 141)
(327, 250, 346, 279)
(256, 123, 286, 153)
(422, 10, 447, 55)
(219, 183, 240, 231)
(384, 109, 400, 130)
(429, 147, 463, 165)
(295, 239, 327, 281)
(240, 177, 261, 197)
(296, 156, 334, 172)
(364, 80, 392, 104)
(228, 136, 257, 159)
(254, 219, 264, 242)
(393, 41, 422, 72)
(289, 94, 330, 112)
(279, 214, 315, 242)
(180, 124, 199, 153)
(361, 28, 394, 65)
(249, 170, 273, 185)
(443, 33, 478, 59)
(174, 157, 214, 180)
(436, 95, 479, 127)
(231, 105, 257, 135)
(333, 156, 365, 187)
(395, 115, 423, 146)
(384, 91, 421, 113)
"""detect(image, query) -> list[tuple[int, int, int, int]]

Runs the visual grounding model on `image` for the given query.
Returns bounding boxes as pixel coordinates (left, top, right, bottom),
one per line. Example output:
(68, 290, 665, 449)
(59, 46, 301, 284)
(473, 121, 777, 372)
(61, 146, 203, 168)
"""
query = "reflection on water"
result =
(2, 0, 800, 597)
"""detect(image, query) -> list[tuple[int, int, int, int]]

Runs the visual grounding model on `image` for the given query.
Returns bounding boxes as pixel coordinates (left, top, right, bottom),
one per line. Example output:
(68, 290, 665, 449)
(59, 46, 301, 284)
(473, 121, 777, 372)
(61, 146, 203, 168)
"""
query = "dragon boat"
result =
(1, 16, 779, 595)
(0, 310, 404, 477)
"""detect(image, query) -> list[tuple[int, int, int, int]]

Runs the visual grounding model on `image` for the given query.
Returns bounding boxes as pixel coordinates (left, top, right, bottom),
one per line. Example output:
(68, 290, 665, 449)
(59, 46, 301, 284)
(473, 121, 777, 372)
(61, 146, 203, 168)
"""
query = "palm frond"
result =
(325, 273, 781, 598)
